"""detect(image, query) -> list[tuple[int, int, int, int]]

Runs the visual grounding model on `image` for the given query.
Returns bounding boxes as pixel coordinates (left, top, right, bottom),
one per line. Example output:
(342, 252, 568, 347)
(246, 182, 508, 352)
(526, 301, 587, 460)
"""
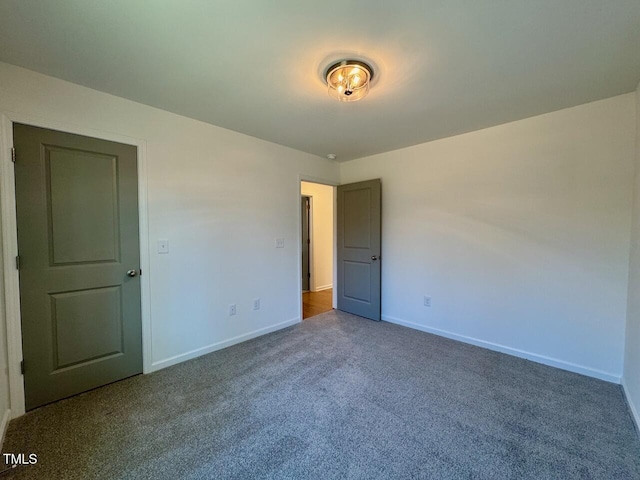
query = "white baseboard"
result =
(150, 317, 300, 372)
(313, 284, 332, 292)
(622, 377, 640, 433)
(0, 408, 10, 452)
(381, 315, 621, 384)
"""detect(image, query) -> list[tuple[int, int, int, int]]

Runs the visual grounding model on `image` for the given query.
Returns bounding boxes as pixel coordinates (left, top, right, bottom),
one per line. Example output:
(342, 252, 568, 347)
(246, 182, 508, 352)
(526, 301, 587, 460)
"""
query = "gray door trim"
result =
(0, 112, 152, 418)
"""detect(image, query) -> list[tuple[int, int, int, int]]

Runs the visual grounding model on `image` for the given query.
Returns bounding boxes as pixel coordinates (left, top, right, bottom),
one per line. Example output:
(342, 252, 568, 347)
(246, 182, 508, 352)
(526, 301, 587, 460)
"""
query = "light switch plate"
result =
(158, 239, 169, 254)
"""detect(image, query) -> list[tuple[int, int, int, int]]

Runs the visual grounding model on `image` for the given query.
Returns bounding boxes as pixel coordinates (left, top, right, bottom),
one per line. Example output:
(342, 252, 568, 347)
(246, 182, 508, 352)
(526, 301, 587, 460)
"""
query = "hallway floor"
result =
(302, 288, 333, 319)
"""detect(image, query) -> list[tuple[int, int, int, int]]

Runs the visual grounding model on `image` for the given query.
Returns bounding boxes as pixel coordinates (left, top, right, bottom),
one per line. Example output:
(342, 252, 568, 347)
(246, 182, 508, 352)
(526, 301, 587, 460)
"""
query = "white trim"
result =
(0, 111, 152, 417)
(313, 284, 333, 292)
(0, 114, 25, 418)
(150, 317, 300, 371)
(297, 180, 303, 320)
(332, 186, 337, 309)
(136, 141, 153, 376)
(299, 175, 339, 187)
(0, 408, 10, 452)
(382, 314, 621, 383)
(622, 377, 640, 433)
(308, 195, 314, 292)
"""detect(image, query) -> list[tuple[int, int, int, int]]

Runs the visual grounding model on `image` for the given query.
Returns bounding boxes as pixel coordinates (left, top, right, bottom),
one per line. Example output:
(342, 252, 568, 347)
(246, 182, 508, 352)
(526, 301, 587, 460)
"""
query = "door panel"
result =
(343, 261, 371, 302)
(48, 146, 120, 264)
(337, 179, 381, 321)
(51, 286, 123, 369)
(343, 189, 371, 248)
(14, 124, 142, 410)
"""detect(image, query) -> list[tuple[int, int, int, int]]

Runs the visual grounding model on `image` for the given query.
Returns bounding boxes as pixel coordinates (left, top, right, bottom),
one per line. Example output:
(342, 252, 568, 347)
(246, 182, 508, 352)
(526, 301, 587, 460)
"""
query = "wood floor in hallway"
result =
(303, 288, 333, 319)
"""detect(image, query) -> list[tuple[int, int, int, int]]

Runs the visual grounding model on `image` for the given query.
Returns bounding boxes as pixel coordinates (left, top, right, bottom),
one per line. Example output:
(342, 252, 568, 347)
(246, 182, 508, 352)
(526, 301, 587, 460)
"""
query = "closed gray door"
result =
(302, 196, 310, 291)
(14, 124, 143, 410)
(337, 179, 381, 321)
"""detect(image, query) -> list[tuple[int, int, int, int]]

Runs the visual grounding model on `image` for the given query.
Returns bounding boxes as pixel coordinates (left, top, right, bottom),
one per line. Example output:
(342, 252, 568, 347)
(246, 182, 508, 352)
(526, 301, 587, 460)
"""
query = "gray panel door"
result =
(337, 179, 381, 321)
(14, 124, 143, 410)
(302, 196, 310, 291)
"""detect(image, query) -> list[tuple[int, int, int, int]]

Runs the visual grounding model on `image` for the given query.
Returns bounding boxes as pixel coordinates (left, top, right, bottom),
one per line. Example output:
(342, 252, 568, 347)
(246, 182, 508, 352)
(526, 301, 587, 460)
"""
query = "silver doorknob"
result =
(126, 269, 138, 277)
(371, 255, 378, 261)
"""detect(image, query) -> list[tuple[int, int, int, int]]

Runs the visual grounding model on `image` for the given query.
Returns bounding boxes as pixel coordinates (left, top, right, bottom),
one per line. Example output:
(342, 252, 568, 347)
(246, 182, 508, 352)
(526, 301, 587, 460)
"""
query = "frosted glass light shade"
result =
(325, 60, 373, 103)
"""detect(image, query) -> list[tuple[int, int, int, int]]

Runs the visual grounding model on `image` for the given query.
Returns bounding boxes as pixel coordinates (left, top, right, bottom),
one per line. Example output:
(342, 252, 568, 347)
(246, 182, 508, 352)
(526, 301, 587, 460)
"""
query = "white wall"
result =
(0, 62, 339, 415)
(624, 82, 640, 428)
(301, 182, 334, 291)
(340, 94, 636, 382)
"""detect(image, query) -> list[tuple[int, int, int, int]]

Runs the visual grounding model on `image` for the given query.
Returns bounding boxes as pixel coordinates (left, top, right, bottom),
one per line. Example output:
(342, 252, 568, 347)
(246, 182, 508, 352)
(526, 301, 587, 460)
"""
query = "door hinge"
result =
(15, 255, 20, 270)
(20, 360, 24, 375)
(308, 272, 311, 278)
(139, 269, 142, 276)
(307, 238, 310, 244)
(11, 147, 16, 163)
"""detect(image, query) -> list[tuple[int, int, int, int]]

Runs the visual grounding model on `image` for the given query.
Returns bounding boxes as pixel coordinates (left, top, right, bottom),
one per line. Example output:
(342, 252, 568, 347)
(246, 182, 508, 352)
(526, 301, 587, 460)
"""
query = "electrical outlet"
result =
(253, 298, 260, 310)
(424, 296, 431, 307)
(275, 238, 285, 248)
(229, 304, 236, 316)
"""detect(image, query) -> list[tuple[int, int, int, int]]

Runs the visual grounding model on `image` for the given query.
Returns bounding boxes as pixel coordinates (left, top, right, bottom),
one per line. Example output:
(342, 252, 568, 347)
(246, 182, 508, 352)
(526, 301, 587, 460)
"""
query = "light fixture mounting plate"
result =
(323, 59, 374, 84)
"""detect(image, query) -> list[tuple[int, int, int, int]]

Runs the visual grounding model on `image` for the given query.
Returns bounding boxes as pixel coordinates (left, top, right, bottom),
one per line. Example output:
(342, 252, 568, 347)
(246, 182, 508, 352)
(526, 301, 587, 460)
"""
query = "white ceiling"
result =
(1, 1, 639, 162)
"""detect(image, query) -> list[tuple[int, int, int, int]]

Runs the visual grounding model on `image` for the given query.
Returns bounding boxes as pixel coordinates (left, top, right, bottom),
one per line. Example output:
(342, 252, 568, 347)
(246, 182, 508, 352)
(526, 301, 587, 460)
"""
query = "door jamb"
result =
(298, 175, 338, 321)
(0, 112, 152, 418)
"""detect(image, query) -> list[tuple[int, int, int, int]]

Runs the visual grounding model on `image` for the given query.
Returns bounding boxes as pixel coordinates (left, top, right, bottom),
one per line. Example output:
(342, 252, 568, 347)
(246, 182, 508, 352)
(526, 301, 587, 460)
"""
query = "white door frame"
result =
(0, 112, 153, 418)
(298, 175, 338, 321)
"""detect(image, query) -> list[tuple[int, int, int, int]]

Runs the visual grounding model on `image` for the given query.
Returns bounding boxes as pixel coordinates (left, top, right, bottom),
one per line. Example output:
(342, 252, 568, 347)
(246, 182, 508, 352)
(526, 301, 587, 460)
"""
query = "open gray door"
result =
(337, 179, 381, 321)
(14, 124, 143, 410)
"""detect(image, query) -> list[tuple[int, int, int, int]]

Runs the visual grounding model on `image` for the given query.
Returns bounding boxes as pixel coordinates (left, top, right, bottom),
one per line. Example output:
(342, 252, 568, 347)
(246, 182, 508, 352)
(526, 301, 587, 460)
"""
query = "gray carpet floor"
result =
(2, 310, 639, 479)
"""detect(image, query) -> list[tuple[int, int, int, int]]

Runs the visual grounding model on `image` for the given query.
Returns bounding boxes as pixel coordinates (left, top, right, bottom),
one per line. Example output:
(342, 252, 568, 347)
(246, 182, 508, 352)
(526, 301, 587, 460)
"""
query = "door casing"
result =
(0, 112, 152, 418)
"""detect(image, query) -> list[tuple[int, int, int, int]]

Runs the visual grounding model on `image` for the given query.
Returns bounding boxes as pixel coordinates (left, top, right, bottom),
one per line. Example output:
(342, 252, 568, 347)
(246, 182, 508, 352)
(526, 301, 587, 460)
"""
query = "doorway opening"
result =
(301, 181, 334, 319)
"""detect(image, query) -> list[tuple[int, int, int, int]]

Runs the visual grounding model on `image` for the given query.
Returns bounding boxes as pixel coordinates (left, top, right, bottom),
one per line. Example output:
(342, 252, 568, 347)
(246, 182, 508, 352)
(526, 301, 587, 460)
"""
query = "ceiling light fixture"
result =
(324, 60, 374, 103)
